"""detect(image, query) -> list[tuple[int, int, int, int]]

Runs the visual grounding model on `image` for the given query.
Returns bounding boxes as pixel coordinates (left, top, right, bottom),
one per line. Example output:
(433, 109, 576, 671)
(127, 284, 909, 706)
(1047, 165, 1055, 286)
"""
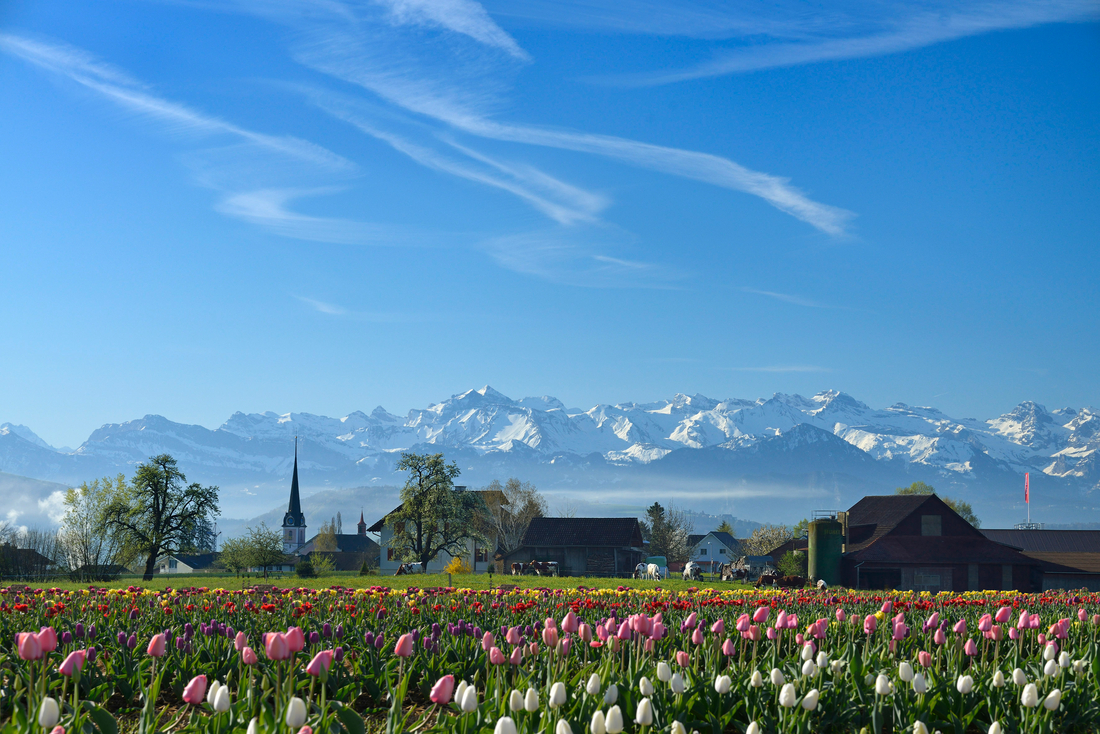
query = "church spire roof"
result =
(285, 437, 305, 525)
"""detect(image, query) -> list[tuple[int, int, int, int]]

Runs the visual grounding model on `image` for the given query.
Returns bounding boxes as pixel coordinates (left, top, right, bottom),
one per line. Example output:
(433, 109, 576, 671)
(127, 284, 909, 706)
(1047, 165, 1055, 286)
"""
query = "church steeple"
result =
(357, 510, 367, 537)
(282, 437, 307, 553)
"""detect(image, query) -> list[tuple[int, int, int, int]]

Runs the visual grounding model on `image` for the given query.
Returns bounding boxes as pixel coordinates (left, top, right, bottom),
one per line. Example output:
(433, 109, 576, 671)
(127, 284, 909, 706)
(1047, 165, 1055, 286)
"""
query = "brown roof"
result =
(847, 535, 1043, 565)
(520, 517, 644, 548)
(366, 489, 504, 532)
(980, 529, 1100, 553)
(767, 538, 808, 559)
(1022, 553, 1100, 574)
(845, 494, 938, 553)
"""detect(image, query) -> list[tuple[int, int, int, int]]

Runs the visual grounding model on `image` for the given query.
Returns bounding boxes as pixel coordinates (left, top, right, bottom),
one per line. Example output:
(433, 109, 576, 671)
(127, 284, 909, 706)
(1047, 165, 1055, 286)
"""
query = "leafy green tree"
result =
(387, 453, 487, 570)
(790, 518, 810, 538)
(103, 455, 220, 581)
(244, 523, 288, 580)
(895, 482, 981, 527)
(778, 551, 806, 576)
(61, 474, 137, 579)
(715, 520, 735, 535)
(217, 536, 251, 578)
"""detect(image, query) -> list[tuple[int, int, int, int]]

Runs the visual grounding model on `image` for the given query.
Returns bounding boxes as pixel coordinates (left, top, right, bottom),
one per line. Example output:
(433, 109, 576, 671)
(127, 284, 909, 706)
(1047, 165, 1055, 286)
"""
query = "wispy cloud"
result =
(374, 0, 530, 60)
(741, 288, 826, 308)
(601, 1, 1100, 86)
(728, 365, 831, 373)
(294, 294, 461, 322)
(295, 295, 348, 315)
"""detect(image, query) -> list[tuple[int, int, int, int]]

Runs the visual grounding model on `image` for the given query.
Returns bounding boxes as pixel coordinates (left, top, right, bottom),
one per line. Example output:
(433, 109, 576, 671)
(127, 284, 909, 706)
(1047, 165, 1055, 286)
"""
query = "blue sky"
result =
(1, 0, 1098, 449)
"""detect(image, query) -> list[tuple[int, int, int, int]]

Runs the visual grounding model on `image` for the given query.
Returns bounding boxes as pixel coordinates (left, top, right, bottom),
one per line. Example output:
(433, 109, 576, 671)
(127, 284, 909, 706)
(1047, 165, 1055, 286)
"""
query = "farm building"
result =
(503, 517, 646, 576)
(687, 531, 740, 572)
(980, 529, 1100, 592)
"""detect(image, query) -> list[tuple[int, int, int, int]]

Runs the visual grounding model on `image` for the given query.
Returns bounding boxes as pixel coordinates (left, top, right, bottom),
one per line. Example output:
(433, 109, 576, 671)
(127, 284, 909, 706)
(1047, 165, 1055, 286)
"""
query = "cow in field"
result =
(634, 563, 661, 580)
(757, 574, 807, 588)
(511, 562, 525, 575)
(394, 562, 426, 576)
(718, 563, 747, 582)
(526, 561, 556, 576)
(755, 572, 780, 588)
(682, 561, 703, 582)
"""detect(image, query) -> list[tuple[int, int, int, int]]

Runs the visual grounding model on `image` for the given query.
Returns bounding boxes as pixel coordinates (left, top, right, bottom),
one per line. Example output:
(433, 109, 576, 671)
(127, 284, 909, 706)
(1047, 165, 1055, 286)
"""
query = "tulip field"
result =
(3, 583, 1100, 733)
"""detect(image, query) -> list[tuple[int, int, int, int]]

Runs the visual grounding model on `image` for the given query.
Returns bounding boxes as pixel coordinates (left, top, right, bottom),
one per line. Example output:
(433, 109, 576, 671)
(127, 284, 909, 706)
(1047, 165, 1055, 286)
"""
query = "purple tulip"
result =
(61, 631, 72, 645)
(129, 610, 138, 620)
(117, 631, 127, 646)
(335, 625, 344, 640)
(374, 634, 385, 650)
(127, 633, 137, 649)
(75, 623, 85, 639)
(364, 632, 375, 646)
(87, 646, 97, 663)
(323, 623, 332, 638)
(309, 631, 320, 645)
(88, 624, 96, 640)
(334, 646, 344, 662)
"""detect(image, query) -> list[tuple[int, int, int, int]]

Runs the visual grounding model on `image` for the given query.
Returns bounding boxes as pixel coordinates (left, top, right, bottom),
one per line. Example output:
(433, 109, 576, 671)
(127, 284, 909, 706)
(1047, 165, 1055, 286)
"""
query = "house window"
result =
(921, 515, 942, 537)
(387, 548, 395, 561)
(475, 547, 488, 563)
(699, 548, 707, 556)
(719, 548, 726, 555)
(168, 559, 177, 569)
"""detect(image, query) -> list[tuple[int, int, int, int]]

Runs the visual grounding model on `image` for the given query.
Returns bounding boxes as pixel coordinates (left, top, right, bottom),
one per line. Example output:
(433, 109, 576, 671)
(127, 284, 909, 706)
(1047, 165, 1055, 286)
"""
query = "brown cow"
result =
(510, 562, 525, 576)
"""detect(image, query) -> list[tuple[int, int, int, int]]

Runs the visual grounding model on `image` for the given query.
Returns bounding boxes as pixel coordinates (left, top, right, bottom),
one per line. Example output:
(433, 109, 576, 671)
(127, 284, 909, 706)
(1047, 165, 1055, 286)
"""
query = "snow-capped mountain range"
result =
(1, 388, 1097, 526)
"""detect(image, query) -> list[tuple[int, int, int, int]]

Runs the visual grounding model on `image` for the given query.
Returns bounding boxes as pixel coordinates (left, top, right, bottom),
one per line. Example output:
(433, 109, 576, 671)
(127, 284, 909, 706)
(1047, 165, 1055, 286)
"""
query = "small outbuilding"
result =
(504, 517, 646, 576)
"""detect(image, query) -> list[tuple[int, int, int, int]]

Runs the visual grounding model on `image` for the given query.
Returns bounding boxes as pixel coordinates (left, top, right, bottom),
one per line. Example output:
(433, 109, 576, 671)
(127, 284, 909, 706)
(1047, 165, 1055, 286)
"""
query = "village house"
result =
(687, 531, 740, 572)
(504, 517, 646, 576)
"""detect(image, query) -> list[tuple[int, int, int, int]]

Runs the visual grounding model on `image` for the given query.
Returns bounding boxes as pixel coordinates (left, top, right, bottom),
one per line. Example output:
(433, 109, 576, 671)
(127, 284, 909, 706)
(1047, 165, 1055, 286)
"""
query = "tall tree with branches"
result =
(103, 454, 220, 581)
(482, 478, 547, 556)
(387, 452, 486, 570)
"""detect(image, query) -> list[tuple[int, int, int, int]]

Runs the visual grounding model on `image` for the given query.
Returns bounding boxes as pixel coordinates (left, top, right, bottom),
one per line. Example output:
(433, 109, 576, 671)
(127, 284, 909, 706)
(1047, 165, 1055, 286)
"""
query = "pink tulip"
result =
(529, 642, 539, 655)
(888, 639, 897, 654)
(675, 650, 690, 666)
(651, 622, 665, 640)
(16, 633, 43, 661)
(235, 631, 248, 651)
(644, 638, 655, 653)
(692, 628, 704, 645)
(265, 632, 290, 661)
(753, 606, 770, 623)
(711, 619, 725, 635)
(893, 612, 905, 626)
(507, 627, 522, 646)
(934, 629, 946, 645)
(430, 675, 455, 705)
(37, 627, 58, 653)
(562, 610, 580, 634)
(1092, 615, 1100, 626)
(990, 625, 1003, 641)
(579, 623, 593, 642)
(924, 612, 939, 632)
(766, 626, 777, 640)
(735, 614, 750, 632)
(615, 621, 630, 641)
(1079, 608, 1088, 623)
(795, 633, 805, 646)
(489, 646, 506, 665)
(305, 650, 334, 676)
(242, 647, 259, 665)
(182, 675, 207, 705)
(952, 619, 966, 635)
(50, 728, 64, 734)
(286, 627, 305, 653)
(1038, 633, 1047, 645)
(787, 614, 799, 629)
(394, 634, 414, 658)
(995, 607, 1012, 624)
(747, 625, 762, 642)
(881, 601, 893, 614)
(654, 612, 663, 624)
(918, 651, 932, 667)
(596, 625, 609, 642)
(298, 727, 312, 734)
(721, 638, 735, 656)
(1008, 627, 1019, 641)
(864, 615, 877, 634)
(684, 612, 698, 629)
(509, 647, 523, 665)
(1018, 611, 1030, 629)
(812, 619, 828, 639)
(543, 626, 559, 647)
(977, 614, 992, 633)
(893, 623, 908, 641)
(58, 650, 86, 677)
(835, 607, 846, 622)
(482, 632, 495, 651)
(963, 639, 977, 656)
(776, 611, 788, 629)
(147, 634, 166, 658)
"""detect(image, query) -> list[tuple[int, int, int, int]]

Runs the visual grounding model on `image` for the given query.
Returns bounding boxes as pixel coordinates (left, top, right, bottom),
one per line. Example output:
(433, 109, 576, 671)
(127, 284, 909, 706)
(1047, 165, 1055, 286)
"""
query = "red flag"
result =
(1025, 472, 1030, 504)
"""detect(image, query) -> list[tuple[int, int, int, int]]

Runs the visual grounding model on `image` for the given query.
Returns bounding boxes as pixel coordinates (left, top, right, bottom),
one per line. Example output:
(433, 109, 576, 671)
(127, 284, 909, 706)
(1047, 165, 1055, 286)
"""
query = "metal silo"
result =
(808, 512, 844, 586)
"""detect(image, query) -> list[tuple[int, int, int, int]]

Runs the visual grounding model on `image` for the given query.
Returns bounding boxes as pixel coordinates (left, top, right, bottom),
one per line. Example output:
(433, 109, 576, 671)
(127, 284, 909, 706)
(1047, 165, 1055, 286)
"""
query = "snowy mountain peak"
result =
(0, 423, 58, 452)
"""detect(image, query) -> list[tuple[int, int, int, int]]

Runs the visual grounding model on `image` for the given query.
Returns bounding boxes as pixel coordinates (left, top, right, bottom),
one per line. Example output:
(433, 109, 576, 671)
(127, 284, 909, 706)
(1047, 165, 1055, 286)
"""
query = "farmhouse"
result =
(687, 531, 740, 572)
(504, 517, 646, 576)
(156, 552, 219, 574)
(980, 529, 1100, 592)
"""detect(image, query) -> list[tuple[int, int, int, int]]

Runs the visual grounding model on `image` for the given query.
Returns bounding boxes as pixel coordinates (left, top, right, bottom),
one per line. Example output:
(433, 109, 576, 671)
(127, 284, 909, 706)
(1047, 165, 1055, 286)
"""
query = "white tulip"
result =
(1012, 668, 1027, 686)
(525, 688, 539, 713)
(988, 722, 1002, 734)
(714, 675, 731, 694)
(864, 673, 876, 687)
(830, 660, 845, 675)
(746, 723, 761, 734)
(549, 682, 567, 709)
(590, 710, 607, 734)
(778, 683, 797, 708)
(213, 686, 231, 713)
(875, 674, 893, 696)
(494, 717, 518, 734)
(1043, 688, 1062, 712)
(38, 698, 60, 729)
(670, 672, 685, 694)
(801, 660, 817, 677)
(208, 680, 222, 704)
(671, 722, 687, 734)
(816, 651, 829, 668)
(1058, 651, 1071, 668)
(801, 688, 820, 711)
(635, 698, 653, 726)
(603, 684, 619, 706)
(605, 706, 624, 734)
(1074, 659, 1088, 675)
(770, 668, 785, 686)
(461, 686, 479, 713)
(912, 673, 927, 695)
(898, 662, 914, 682)
(750, 671, 764, 688)
(555, 719, 573, 734)
(1044, 644, 1057, 661)
(509, 690, 524, 712)
(657, 661, 672, 682)
(956, 675, 973, 695)
(1044, 660, 1059, 677)
(1021, 683, 1039, 708)
(586, 674, 602, 696)
(455, 680, 469, 702)
(285, 697, 307, 728)
(801, 644, 814, 661)
(639, 676, 654, 697)
(913, 722, 928, 734)
(247, 717, 259, 734)
(991, 670, 1005, 688)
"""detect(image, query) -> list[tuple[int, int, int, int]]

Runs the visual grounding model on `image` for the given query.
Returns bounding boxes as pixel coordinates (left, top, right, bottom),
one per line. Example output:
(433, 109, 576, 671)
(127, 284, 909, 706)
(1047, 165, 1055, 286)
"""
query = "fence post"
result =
(448, 572, 452, 587)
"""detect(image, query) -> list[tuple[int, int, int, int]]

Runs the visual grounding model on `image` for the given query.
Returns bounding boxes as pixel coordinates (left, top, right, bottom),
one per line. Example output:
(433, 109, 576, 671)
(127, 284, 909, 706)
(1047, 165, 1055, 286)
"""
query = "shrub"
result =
(295, 558, 314, 578)
(778, 550, 806, 577)
(444, 556, 472, 574)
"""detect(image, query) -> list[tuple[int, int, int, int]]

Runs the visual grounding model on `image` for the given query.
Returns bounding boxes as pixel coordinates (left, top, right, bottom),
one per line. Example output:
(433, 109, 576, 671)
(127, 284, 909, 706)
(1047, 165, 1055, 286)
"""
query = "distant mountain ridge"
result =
(2, 387, 1096, 526)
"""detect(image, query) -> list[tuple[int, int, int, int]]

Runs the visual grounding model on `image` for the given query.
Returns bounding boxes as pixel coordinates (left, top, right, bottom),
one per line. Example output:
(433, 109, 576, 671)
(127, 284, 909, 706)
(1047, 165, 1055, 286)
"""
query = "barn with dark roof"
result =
(503, 517, 646, 576)
(839, 494, 1045, 592)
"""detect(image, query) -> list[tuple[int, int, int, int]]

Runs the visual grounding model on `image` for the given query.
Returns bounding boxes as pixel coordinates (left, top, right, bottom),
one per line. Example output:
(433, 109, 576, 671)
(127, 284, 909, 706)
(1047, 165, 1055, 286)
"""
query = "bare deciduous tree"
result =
(482, 478, 548, 556)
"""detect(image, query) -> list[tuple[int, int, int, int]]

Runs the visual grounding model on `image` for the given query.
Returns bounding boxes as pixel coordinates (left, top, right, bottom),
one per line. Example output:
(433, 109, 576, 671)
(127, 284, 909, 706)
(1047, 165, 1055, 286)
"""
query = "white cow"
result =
(683, 561, 702, 581)
(633, 563, 662, 580)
